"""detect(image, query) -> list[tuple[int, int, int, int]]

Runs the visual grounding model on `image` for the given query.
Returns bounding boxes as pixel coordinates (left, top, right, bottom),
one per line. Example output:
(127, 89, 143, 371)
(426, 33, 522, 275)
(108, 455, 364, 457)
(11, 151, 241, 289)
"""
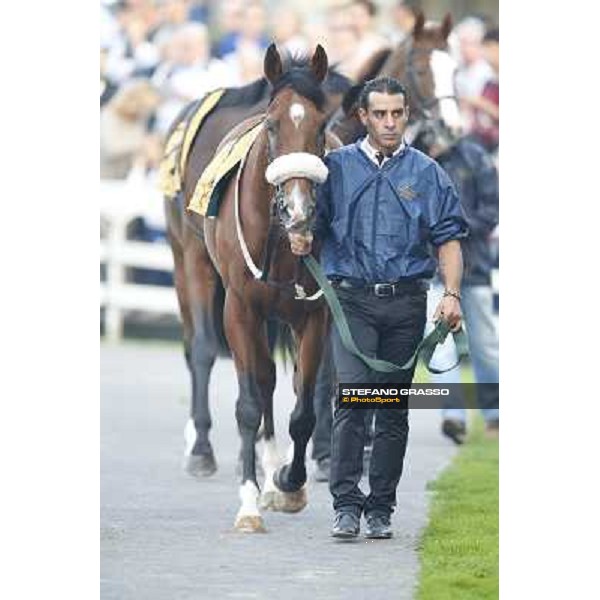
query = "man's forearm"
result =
(437, 240, 463, 293)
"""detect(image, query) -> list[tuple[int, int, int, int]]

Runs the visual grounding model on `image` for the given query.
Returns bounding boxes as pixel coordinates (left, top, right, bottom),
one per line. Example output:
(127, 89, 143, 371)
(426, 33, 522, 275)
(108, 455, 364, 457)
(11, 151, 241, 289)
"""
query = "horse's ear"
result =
(412, 10, 425, 39)
(311, 44, 328, 83)
(441, 13, 453, 40)
(264, 43, 283, 85)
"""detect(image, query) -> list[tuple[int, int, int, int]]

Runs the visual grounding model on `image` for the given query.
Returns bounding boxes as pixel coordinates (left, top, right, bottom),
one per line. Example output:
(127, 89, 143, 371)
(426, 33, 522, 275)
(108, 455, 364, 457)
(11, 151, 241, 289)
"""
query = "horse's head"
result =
(340, 12, 462, 146)
(400, 12, 462, 138)
(263, 44, 330, 237)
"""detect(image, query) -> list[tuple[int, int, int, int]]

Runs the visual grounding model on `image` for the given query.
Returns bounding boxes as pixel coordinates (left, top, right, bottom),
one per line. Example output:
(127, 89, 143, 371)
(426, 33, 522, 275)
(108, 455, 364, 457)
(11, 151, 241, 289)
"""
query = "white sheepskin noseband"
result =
(265, 152, 329, 185)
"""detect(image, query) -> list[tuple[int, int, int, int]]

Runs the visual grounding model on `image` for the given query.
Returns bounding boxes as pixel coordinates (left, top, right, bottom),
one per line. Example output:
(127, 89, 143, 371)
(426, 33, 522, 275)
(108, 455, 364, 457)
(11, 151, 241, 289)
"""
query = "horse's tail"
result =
(267, 319, 297, 370)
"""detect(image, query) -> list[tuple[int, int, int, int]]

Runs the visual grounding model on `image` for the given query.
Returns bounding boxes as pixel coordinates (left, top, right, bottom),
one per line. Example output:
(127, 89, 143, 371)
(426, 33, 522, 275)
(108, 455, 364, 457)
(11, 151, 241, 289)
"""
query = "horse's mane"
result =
(218, 55, 352, 112)
(218, 78, 270, 109)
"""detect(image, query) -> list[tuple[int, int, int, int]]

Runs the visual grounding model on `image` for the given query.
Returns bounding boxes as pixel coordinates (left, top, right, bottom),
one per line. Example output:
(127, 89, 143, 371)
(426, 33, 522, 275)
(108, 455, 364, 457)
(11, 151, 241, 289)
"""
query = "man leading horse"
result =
(290, 76, 468, 539)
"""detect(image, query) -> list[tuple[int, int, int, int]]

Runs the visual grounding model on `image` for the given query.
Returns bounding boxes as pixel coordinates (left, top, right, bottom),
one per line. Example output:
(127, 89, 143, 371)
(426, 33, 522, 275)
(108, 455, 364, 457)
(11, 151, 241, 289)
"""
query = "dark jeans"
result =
(329, 286, 427, 517)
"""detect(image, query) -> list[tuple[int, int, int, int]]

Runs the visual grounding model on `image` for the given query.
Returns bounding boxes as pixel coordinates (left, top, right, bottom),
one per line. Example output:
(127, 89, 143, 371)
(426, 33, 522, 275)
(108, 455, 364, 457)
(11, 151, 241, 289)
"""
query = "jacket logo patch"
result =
(399, 185, 417, 200)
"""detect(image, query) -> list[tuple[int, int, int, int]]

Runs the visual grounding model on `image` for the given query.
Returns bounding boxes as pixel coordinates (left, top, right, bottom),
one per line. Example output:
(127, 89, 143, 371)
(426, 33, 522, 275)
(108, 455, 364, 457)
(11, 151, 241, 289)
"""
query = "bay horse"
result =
(168, 45, 333, 532)
(165, 12, 462, 490)
(164, 56, 351, 481)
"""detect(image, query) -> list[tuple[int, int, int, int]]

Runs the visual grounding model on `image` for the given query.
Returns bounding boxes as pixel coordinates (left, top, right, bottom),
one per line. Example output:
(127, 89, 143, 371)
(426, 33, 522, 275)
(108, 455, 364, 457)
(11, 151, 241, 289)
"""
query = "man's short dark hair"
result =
(358, 77, 409, 111)
(483, 27, 499, 44)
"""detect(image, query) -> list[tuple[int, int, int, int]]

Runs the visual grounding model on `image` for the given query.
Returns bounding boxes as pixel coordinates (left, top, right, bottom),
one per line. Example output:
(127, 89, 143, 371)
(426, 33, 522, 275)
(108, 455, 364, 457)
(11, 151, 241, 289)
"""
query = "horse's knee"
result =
(190, 323, 217, 364)
(258, 361, 276, 398)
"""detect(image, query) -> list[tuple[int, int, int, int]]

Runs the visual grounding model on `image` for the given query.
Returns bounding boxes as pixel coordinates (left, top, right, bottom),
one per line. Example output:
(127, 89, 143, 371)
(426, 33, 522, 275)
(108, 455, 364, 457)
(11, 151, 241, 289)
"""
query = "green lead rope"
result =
(302, 255, 469, 374)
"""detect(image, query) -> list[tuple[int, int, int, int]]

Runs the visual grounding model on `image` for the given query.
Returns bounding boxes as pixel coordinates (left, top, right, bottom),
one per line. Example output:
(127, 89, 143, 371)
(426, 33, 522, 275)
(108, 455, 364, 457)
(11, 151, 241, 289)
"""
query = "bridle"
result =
(234, 102, 328, 301)
(325, 36, 459, 145)
(404, 38, 458, 123)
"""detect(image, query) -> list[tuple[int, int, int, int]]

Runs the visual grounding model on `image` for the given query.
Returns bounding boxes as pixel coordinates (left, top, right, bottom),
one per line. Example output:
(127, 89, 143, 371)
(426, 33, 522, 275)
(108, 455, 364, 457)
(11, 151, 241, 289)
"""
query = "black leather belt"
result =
(331, 278, 428, 297)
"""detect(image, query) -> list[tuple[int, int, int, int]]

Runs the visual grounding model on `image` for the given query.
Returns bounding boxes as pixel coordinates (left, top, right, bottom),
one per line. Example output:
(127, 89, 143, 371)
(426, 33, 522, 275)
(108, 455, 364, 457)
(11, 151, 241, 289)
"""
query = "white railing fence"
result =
(100, 175, 178, 342)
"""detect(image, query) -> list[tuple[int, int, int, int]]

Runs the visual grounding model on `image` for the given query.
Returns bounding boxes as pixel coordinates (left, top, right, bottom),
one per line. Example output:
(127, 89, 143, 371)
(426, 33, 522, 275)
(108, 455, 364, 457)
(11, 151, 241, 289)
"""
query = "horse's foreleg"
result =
(272, 307, 328, 512)
(258, 360, 281, 511)
(224, 291, 270, 532)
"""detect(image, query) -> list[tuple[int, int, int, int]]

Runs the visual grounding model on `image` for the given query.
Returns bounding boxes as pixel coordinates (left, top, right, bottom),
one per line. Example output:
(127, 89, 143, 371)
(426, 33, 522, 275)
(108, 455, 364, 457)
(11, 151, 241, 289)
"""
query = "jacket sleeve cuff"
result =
(430, 219, 469, 246)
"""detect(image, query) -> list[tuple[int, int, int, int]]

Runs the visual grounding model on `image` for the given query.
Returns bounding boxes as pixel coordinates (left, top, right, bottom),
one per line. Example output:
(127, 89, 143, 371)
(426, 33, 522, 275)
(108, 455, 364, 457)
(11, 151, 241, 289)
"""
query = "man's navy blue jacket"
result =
(314, 141, 468, 284)
(435, 138, 499, 286)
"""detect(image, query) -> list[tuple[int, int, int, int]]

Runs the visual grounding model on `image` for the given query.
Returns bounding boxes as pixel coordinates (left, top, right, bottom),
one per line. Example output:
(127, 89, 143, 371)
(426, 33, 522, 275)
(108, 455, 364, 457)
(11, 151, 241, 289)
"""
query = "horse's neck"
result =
(243, 132, 272, 227)
(379, 40, 410, 81)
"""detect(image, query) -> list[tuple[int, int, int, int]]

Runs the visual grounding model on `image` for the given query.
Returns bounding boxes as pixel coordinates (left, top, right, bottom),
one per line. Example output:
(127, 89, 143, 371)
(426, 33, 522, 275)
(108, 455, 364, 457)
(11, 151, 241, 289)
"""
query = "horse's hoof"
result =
(271, 486, 308, 513)
(184, 453, 217, 478)
(273, 464, 306, 493)
(234, 515, 266, 533)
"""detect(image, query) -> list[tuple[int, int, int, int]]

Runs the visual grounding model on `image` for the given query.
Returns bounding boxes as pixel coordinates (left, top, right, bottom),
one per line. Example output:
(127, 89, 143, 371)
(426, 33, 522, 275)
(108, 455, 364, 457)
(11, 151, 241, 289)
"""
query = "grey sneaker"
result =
(364, 514, 393, 539)
(331, 512, 360, 539)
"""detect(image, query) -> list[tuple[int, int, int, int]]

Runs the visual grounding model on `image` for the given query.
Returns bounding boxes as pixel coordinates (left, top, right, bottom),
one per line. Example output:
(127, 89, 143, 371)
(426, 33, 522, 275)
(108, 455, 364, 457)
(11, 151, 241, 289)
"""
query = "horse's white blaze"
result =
(184, 418, 196, 456)
(237, 480, 261, 518)
(289, 103, 305, 129)
(430, 49, 463, 130)
(261, 438, 281, 494)
(289, 181, 306, 221)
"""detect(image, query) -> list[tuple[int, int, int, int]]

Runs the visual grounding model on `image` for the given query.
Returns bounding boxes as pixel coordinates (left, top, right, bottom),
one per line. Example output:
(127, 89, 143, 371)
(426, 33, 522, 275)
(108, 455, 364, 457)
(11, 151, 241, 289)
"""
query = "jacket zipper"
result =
(371, 173, 381, 279)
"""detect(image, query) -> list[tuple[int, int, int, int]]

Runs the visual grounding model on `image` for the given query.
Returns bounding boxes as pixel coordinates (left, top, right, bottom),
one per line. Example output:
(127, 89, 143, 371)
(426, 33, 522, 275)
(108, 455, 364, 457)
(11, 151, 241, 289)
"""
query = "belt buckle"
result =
(373, 283, 394, 297)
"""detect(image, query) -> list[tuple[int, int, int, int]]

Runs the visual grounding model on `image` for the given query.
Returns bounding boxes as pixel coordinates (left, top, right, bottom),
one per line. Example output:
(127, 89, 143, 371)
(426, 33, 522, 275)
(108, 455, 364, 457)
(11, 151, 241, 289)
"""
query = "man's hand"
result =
(433, 295, 462, 332)
(289, 232, 313, 256)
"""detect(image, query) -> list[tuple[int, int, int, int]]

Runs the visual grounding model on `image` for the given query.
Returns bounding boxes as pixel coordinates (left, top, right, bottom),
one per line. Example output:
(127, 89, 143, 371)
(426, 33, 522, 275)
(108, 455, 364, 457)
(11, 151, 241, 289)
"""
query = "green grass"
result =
(416, 417, 499, 600)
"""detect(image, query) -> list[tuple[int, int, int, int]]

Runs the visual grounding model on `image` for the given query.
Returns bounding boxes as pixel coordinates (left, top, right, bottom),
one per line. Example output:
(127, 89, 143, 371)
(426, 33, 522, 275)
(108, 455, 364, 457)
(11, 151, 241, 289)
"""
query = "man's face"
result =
(358, 91, 409, 154)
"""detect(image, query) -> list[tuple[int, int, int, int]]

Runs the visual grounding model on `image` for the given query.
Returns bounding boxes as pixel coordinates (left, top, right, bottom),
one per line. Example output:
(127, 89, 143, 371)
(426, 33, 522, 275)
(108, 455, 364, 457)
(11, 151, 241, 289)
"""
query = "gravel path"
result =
(101, 343, 456, 600)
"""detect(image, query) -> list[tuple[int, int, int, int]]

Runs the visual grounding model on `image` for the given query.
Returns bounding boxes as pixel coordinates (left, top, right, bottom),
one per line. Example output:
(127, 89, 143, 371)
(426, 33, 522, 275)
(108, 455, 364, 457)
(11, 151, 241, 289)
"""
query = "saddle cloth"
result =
(158, 88, 226, 199)
(187, 115, 264, 217)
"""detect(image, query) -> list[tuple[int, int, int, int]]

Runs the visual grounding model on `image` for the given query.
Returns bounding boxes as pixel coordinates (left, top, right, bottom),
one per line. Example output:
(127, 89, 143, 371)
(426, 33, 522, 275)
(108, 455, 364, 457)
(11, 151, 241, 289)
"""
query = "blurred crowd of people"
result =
(100, 0, 499, 180)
